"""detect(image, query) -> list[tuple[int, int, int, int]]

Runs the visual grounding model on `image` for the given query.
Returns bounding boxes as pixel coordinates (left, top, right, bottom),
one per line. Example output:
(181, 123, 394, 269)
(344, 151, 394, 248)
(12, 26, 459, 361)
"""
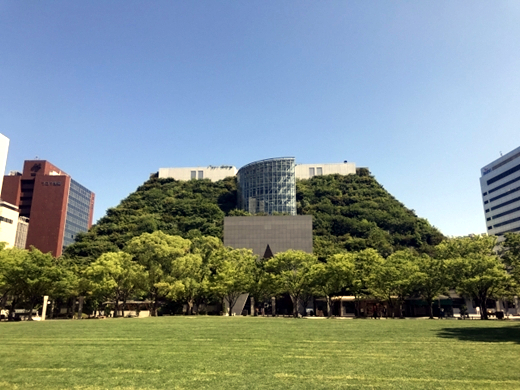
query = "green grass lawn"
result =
(1, 316, 519, 389)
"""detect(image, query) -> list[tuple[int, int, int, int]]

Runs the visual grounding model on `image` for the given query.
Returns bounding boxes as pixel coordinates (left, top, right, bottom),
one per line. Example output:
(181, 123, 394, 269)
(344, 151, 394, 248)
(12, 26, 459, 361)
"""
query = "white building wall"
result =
(480, 146, 520, 236)
(158, 166, 237, 182)
(15, 216, 29, 249)
(0, 133, 9, 195)
(0, 201, 19, 248)
(295, 162, 356, 180)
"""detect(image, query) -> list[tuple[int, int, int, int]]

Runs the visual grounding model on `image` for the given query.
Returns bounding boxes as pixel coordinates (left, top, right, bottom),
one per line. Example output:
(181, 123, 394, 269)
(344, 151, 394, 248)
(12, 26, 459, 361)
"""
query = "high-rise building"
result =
(480, 146, 520, 236)
(2, 160, 95, 256)
(237, 157, 296, 215)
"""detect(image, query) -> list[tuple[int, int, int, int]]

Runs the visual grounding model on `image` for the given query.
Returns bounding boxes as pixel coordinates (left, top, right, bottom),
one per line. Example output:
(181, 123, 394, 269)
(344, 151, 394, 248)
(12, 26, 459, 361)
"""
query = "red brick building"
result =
(2, 160, 94, 257)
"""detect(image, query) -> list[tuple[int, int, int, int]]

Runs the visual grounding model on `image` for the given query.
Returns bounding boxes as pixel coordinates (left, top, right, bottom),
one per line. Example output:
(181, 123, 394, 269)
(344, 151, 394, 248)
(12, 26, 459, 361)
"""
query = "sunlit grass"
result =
(1, 316, 519, 389)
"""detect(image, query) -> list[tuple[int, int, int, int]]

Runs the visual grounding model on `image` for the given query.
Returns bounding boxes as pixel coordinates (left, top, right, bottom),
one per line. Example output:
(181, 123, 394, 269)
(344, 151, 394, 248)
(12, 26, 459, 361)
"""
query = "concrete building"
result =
(0, 134, 9, 196)
(237, 157, 296, 215)
(158, 165, 237, 182)
(295, 162, 356, 179)
(223, 215, 313, 257)
(2, 160, 95, 257)
(14, 216, 29, 249)
(480, 146, 520, 236)
(0, 200, 19, 248)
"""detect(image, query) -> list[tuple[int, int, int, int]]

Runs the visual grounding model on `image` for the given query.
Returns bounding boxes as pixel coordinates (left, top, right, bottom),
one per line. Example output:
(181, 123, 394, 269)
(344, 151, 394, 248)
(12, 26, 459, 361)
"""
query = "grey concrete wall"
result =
(223, 215, 313, 257)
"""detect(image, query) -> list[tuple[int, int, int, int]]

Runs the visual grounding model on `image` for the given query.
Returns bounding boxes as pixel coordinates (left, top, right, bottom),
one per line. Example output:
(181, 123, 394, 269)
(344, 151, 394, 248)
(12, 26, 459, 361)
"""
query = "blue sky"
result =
(1, 1, 519, 236)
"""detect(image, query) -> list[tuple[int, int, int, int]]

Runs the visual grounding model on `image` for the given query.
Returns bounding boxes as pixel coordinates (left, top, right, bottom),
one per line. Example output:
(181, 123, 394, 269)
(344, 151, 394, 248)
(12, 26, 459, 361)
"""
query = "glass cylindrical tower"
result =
(237, 157, 296, 215)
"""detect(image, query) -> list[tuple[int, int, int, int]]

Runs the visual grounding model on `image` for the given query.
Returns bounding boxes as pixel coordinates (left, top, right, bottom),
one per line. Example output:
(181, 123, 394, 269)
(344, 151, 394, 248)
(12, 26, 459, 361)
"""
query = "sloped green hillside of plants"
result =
(65, 170, 443, 261)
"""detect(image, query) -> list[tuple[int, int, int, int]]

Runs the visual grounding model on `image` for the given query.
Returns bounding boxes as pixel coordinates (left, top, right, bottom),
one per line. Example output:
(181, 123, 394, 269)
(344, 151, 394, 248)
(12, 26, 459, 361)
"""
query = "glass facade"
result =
(237, 157, 296, 215)
(63, 179, 92, 248)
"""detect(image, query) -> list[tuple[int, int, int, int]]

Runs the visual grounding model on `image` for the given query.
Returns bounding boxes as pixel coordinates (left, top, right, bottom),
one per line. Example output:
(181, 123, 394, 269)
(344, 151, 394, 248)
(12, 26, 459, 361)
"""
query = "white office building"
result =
(480, 146, 520, 236)
(0, 134, 9, 195)
(0, 200, 20, 248)
(158, 165, 237, 182)
(295, 162, 356, 180)
(159, 160, 359, 183)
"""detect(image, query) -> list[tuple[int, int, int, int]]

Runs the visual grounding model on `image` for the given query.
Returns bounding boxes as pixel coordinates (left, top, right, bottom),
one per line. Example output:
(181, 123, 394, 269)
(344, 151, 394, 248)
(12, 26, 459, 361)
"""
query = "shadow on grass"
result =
(437, 325, 520, 344)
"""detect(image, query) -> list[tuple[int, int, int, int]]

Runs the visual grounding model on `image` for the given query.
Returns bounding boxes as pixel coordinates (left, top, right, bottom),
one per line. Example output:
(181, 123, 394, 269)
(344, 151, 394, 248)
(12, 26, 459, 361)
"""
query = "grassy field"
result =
(1, 316, 519, 390)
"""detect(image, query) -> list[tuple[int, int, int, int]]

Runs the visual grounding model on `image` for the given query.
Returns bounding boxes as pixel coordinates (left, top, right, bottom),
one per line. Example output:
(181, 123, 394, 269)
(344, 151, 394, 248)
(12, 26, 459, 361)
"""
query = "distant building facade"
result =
(14, 216, 29, 249)
(0, 200, 19, 248)
(295, 162, 356, 179)
(158, 165, 237, 182)
(160, 158, 358, 216)
(237, 157, 296, 215)
(480, 146, 520, 236)
(0, 134, 9, 196)
(223, 215, 313, 257)
(2, 160, 95, 256)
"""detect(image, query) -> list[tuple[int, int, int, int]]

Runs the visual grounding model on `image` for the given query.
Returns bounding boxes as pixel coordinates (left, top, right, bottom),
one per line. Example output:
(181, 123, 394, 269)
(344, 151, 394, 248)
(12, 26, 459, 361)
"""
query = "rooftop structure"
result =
(158, 165, 237, 182)
(237, 157, 296, 215)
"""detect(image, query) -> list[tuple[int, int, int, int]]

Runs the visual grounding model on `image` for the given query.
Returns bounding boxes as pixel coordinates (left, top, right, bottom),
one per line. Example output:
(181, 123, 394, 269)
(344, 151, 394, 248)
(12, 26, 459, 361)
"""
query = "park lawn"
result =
(0, 317, 519, 390)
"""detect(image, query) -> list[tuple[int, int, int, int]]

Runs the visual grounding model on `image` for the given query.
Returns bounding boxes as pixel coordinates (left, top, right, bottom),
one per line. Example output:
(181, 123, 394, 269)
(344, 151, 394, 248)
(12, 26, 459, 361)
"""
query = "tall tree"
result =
(210, 248, 256, 316)
(8, 248, 65, 320)
(439, 236, 511, 320)
(368, 249, 419, 318)
(311, 253, 355, 317)
(351, 249, 384, 317)
(124, 231, 191, 316)
(264, 250, 318, 318)
(415, 254, 452, 319)
(85, 252, 146, 317)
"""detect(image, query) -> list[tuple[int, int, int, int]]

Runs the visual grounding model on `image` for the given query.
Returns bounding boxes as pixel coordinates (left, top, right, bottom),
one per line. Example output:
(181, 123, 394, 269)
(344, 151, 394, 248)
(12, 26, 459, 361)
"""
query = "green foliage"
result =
(439, 235, 512, 320)
(264, 250, 318, 317)
(297, 173, 444, 257)
(367, 249, 420, 317)
(84, 251, 146, 316)
(124, 231, 192, 316)
(210, 247, 256, 315)
(65, 172, 444, 263)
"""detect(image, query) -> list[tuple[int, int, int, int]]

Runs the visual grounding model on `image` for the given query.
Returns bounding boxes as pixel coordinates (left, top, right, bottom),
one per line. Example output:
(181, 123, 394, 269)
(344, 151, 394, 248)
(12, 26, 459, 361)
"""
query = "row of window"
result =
(487, 185, 520, 204)
(309, 167, 323, 176)
(486, 163, 520, 186)
(487, 174, 520, 195)
(489, 195, 520, 212)
(489, 215, 520, 230)
(0, 216, 13, 224)
(191, 171, 204, 179)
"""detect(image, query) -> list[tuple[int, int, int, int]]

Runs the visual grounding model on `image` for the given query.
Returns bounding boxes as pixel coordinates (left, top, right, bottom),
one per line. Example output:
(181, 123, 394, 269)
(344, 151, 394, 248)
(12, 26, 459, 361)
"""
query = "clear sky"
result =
(1, 1, 519, 237)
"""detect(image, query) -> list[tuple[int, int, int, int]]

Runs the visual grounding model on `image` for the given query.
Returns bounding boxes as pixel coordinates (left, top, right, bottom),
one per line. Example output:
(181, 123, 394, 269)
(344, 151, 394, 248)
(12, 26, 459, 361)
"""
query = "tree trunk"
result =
(114, 298, 119, 318)
(250, 297, 255, 316)
(48, 300, 55, 319)
(77, 296, 84, 319)
(71, 298, 77, 319)
(429, 301, 434, 319)
(326, 296, 332, 318)
(0, 294, 7, 310)
(27, 300, 35, 321)
(291, 295, 299, 318)
(187, 299, 194, 315)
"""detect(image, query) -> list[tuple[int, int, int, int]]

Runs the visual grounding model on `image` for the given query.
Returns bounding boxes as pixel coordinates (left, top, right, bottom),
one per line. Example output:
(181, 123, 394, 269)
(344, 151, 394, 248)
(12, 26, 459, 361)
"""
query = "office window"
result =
(198, 171, 203, 179)
(309, 168, 315, 177)
(191, 171, 196, 179)
(317, 167, 323, 176)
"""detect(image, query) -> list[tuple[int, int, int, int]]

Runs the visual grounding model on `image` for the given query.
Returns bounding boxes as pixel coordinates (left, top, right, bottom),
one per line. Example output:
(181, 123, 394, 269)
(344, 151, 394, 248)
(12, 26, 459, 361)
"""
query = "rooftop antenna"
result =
(500, 151, 503, 157)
